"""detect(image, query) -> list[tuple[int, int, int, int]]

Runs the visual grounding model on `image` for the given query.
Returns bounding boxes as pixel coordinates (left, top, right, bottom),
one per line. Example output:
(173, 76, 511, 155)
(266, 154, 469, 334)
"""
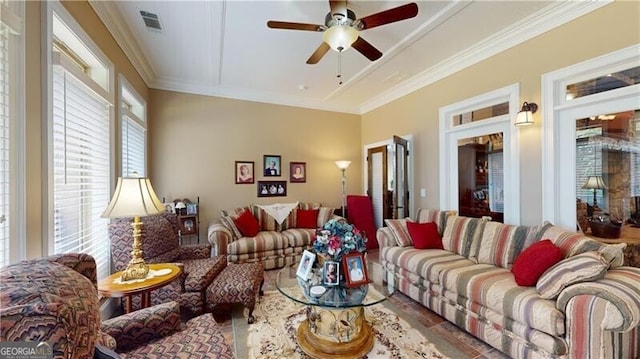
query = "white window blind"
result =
(122, 114, 145, 177)
(488, 152, 504, 212)
(52, 65, 111, 279)
(0, 0, 23, 268)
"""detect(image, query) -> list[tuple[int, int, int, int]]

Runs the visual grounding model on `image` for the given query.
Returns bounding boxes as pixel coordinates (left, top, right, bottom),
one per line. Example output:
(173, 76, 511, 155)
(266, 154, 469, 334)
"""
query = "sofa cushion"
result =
(539, 223, 597, 258)
(250, 205, 278, 231)
(381, 246, 472, 285)
(415, 209, 453, 236)
(220, 206, 251, 217)
(234, 210, 260, 237)
(441, 216, 486, 258)
(471, 222, 540, 269)
(296, 209, 319, 229)
(385, 218, 414, 247)
(281, 228, 316, 249)
(512, 239, 563, 286)
(227, 231, 290, 255)
(406, 221, 443, 249)
(536, 251, 609, 300)
(317, 207, 335, 227)
(219, 215, 243, 239)
(438, 263, 566, 336)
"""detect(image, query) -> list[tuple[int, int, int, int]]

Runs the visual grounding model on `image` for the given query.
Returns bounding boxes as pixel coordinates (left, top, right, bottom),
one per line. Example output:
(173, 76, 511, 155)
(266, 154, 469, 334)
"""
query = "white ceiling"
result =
(89, 1, 607, 114)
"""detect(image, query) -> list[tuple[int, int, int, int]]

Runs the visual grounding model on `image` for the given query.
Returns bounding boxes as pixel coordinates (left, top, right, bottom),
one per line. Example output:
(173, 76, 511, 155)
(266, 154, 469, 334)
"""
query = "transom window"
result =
(120, 78, 146, 177)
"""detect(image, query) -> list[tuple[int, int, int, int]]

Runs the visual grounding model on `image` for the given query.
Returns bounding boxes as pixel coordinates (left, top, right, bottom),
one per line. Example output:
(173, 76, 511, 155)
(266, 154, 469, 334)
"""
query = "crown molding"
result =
(89, 1, 155, 87)
(359, 0, 612, 114)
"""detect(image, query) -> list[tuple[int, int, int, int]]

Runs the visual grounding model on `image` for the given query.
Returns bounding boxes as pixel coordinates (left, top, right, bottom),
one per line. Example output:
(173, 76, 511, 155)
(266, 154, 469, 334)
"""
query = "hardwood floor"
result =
(211, 249, 510, 359)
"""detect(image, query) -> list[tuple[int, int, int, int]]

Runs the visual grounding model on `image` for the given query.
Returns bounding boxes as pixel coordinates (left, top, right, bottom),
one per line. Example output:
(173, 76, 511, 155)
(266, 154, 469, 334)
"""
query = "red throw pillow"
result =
(511, 239, 563, 286)
(406, 222, 443, 249)
(233, 210, 260, 237)
(296, 209, 319, 229)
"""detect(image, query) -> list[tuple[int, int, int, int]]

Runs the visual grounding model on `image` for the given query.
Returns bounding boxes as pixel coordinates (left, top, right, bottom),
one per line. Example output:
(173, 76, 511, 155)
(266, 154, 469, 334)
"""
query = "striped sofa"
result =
(207, 202, 338, 270)
(377, 209, 640, 359)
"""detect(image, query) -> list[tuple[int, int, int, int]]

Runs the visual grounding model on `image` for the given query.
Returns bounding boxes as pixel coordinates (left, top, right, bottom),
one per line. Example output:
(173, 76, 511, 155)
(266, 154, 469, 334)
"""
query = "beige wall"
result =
(361, 1, 640, 225)
(24, 1, 148, 258)
(148, 90, 361, 238)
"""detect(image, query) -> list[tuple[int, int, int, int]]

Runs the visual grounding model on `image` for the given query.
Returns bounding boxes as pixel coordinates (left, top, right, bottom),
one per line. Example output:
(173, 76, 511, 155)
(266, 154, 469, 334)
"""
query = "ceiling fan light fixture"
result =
(323, 25, 358, 52)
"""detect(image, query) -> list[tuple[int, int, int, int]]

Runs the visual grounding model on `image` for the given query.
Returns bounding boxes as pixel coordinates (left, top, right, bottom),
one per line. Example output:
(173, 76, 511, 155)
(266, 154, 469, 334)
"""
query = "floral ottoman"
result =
(206, 262, 264, 323)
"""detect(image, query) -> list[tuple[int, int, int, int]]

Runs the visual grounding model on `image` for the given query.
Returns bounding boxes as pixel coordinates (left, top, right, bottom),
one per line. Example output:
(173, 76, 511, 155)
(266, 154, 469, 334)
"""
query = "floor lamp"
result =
(101, 177, 165, 281)
(335, 160, 351, 218)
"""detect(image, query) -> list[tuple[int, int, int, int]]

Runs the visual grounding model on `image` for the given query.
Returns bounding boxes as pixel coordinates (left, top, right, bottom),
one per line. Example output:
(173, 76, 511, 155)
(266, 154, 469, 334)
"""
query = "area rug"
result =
(232, 291, 466, 359)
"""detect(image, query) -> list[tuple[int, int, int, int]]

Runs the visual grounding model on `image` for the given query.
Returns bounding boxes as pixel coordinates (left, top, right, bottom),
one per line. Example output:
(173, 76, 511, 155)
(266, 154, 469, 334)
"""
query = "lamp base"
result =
(120, 216, 150, 282)
(120, 258, 149, 282)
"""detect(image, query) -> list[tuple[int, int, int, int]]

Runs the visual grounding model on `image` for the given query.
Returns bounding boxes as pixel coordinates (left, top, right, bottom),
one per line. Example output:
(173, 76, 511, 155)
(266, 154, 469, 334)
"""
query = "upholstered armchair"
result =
(109, 212, 226, 314)
(0, 253, 234, 358)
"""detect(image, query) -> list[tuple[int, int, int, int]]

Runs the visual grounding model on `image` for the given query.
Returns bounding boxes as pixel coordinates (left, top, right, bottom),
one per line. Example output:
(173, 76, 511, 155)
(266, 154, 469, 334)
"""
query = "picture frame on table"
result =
(342, 252, 369, 287)
(186, 203, 198, 215)
(235, 161, 255, 184)
(296, 250, 316, 280)
(163, 202, 176, 214)
(289, 162, 306, 183)
(323, 261, 340, 286)
(178, 216, 198, 235)
(257, 180, 287, 197)
(263, 155, 281, 177)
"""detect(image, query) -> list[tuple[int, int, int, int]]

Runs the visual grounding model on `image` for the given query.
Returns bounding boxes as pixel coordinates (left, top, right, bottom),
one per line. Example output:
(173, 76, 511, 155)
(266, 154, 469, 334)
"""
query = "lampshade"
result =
(335, 160, 352, 170)
(175, 201, 186, 210)
(514, 101, 538, 126)
(323, 25, 358, 52)
(582, 175, 608, 190)
(101, 177, 165, 218)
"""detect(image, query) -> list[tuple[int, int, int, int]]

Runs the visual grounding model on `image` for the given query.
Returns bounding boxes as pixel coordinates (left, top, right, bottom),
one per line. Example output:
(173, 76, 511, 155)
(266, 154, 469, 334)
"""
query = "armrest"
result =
(100, 301, 182, 352)
(44, 253, 97, 286)
(207, 222, 233, 256)
(557, 267, 640, 332)
(178, 243, 212, 259)
(376, 227, 399, 248)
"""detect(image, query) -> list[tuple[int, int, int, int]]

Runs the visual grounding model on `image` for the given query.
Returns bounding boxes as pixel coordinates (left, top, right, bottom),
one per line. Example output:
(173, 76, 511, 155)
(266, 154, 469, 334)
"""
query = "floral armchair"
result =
(109, 212, 226, 314)
(0, 253, 234, 358)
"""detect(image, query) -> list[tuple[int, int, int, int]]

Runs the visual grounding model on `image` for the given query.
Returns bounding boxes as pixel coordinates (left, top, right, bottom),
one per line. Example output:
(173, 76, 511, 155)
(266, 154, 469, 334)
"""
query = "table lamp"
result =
(101, 177, 165, 281)
(582, 175, 607, 208)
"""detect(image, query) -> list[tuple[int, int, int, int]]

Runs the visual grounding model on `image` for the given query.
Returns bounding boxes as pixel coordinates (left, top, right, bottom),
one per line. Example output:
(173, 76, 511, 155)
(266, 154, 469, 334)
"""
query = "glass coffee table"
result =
(275, 259, 395, 359)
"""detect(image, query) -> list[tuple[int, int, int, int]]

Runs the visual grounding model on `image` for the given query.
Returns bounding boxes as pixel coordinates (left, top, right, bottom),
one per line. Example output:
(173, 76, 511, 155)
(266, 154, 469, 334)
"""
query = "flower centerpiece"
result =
(313, 218, 367, 263)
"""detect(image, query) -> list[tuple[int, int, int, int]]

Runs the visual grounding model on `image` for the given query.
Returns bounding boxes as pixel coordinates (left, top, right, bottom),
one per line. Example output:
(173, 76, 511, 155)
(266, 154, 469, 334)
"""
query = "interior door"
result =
(392, 136, 409, 219)
(367, 145, 387, 228)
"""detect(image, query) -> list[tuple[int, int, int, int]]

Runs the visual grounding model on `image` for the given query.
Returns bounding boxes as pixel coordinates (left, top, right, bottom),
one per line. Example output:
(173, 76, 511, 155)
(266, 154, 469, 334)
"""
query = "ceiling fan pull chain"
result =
(337, 50, 343, 85)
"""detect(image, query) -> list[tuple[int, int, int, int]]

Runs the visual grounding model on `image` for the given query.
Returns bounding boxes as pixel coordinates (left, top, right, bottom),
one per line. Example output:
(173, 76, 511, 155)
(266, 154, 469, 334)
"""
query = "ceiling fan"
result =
(267, 1, 418, 65)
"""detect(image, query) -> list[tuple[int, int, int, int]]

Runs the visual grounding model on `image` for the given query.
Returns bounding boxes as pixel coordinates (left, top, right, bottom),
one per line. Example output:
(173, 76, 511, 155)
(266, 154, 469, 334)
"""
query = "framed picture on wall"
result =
(257, 180, 286, 197)
(290, 162, 306, 183)
(263, 155, 281, 176)
(235, 161, 255, 184)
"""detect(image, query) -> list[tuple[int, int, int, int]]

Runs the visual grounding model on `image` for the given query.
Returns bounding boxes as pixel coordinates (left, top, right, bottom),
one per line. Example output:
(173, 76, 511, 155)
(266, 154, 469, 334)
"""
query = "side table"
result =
(98, 263, 182, 313)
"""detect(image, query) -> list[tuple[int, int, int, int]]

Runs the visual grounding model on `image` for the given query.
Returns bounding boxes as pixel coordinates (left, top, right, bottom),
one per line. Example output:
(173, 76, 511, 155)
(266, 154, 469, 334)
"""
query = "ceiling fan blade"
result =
(267, 21, 324, 32)
(306, 42, 331, 64)
(358, 2, 418, 30)
(352, 36, 382, 61)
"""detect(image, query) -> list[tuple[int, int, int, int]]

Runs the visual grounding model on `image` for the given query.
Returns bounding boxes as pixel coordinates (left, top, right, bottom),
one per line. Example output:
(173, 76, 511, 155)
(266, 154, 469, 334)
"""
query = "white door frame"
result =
(439, 83, 521, 224)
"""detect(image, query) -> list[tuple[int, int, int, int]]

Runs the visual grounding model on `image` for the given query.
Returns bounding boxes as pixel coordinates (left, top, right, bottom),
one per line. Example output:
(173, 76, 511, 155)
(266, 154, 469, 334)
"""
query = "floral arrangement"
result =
(313, 219, 367, 261)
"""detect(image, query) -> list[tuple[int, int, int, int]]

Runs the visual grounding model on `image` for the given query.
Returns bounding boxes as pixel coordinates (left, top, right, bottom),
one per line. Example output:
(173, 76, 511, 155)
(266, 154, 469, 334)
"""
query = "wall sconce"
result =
(335, 160, 352, 217)
(514, 101, 538, 126)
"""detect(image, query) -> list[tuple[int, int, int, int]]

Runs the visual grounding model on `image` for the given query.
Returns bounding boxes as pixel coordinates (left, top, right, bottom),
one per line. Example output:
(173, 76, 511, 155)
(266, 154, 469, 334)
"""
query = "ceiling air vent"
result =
(140, 10, 163, 31)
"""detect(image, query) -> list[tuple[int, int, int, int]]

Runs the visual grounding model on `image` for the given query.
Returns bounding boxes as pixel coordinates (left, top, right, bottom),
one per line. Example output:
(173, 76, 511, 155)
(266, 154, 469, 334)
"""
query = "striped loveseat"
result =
(208, 202, 339, 269)
(377, 209, 640, 359)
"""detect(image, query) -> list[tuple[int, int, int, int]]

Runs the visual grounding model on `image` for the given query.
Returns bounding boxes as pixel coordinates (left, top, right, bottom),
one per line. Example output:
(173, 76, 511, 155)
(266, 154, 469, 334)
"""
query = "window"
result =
(0, 0, 25, 267)
(48, 4, 113, 280)
(120, 78, 146, 177)
(542, 45, 640, 230)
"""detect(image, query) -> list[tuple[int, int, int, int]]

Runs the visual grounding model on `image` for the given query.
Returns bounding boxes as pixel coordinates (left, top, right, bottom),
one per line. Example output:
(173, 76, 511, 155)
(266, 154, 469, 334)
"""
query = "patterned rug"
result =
(232, 290, 457, 359)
